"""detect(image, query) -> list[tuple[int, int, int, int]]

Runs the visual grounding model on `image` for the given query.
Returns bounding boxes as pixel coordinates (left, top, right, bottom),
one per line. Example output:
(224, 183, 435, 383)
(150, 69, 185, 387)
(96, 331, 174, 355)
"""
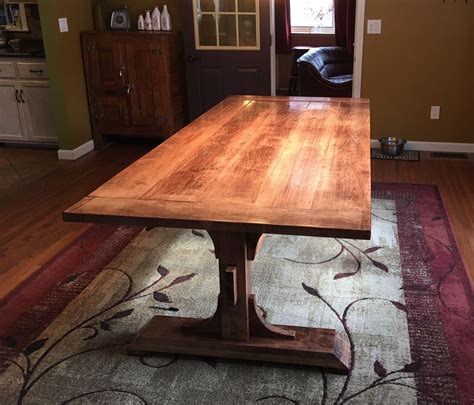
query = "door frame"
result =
(270, 0, 276, 96)
(352, 0, 365, 98)
(269, 0, 365, 98)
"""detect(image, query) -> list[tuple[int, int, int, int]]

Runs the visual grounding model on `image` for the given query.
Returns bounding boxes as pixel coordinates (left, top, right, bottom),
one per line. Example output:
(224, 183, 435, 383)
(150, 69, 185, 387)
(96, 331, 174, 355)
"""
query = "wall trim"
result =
(352, 0, 366, 98)
(370, 140, 474, 153)
(57, 140, 94, 160)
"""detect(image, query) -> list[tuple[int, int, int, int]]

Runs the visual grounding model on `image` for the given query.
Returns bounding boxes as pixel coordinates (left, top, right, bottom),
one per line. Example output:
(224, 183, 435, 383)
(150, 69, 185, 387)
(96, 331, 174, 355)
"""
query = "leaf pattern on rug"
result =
(300, 282, 431, 404)
(2, 264, 197, 405)
(286, 238, 390, 280)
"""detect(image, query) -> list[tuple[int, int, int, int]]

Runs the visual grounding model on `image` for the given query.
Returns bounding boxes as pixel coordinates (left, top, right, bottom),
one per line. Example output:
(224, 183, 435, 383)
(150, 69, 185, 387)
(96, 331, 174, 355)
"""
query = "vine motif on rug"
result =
(2, 264, 196, 405)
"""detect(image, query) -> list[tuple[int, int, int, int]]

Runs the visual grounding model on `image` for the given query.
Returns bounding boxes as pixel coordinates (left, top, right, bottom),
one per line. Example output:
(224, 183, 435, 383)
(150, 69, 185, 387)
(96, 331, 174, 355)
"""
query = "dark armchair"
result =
(297, 47, 353, 98)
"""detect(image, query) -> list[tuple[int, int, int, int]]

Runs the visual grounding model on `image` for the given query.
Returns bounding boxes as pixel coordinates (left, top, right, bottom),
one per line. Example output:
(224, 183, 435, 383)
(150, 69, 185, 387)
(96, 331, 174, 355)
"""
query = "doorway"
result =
(271, 0, 364, 99)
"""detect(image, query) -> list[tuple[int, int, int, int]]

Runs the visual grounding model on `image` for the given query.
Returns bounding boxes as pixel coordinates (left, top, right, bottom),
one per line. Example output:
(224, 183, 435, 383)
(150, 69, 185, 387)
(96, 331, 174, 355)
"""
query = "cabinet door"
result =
(82, 35, 126, 91)
(20, 82, 57, 143)
(125, 38, 168, 128)
(94, 93, 129, 131)
(0, 82, 27, 141)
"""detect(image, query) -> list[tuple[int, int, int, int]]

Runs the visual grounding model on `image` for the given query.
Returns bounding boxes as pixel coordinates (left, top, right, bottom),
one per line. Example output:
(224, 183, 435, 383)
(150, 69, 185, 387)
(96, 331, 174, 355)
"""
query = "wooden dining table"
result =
(64, 95, 371, 373)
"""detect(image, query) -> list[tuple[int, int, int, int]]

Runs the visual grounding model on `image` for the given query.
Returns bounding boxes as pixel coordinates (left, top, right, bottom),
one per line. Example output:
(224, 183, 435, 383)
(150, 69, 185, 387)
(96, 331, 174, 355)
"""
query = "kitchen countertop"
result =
(0, 47, 45, 58)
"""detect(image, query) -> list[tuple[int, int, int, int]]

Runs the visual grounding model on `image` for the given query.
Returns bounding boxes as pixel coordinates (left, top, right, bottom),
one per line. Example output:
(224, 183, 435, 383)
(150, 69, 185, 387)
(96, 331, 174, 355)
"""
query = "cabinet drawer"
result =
(17, 62, 48, 80)
(0, 62, 16, 79)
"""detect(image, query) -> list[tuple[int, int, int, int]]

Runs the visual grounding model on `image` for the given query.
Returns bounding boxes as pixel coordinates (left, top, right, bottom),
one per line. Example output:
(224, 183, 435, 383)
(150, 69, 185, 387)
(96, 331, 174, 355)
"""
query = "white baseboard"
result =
(57, 140, 95, 161)
(370, 140, 474, 154)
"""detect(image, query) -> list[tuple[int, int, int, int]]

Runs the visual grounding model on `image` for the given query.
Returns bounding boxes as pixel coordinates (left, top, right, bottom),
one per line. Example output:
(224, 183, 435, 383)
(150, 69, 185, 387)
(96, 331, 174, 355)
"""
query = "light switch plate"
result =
(430, 106, 441, 120)
(367, 19, 382, 34)
(58, 18, 69, 33)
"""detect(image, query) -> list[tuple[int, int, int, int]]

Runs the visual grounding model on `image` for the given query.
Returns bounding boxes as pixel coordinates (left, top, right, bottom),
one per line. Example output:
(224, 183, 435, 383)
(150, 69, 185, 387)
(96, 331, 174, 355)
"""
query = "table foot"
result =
(128, 315, 350, 373)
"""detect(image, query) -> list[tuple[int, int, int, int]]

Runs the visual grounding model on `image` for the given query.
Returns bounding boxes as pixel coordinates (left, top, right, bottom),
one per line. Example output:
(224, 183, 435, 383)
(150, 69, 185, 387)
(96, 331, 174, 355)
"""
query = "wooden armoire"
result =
(81, 31, 185, 148)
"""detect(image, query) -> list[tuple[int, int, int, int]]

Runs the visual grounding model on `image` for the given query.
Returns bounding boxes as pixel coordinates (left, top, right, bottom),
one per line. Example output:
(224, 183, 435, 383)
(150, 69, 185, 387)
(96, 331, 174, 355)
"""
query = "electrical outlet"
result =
(58, 18, 69, 33)
(430, 106, 440, 120)
(367, 20, 382, 34)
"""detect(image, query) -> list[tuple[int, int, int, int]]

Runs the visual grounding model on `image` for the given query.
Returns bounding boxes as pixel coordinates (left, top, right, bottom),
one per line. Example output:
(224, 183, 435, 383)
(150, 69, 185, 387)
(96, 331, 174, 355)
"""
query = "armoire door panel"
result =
(83, 37, 125, 91)
(94, 94, 129, 130)
(125, 40, 166, 128)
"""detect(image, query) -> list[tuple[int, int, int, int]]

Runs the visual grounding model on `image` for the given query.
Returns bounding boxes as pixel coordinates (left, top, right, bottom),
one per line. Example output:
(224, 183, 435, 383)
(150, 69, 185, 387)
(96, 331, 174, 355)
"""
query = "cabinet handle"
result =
(30, 69, 44, 74)
(15, 89, 21, 103)
(126, 84, 135, 96)
(119, 65, 126, 79)
(20, 90, 25, 103)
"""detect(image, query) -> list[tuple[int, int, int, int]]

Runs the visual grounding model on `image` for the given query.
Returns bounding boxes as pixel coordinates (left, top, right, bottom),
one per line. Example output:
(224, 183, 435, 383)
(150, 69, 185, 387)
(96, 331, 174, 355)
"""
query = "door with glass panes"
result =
(181, 0, 271, 121)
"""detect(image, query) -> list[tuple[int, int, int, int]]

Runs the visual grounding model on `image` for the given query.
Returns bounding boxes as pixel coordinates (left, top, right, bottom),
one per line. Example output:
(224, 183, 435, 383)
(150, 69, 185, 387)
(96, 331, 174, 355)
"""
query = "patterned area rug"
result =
(371, 148, 420, 161)
(0, 184, 473, 404)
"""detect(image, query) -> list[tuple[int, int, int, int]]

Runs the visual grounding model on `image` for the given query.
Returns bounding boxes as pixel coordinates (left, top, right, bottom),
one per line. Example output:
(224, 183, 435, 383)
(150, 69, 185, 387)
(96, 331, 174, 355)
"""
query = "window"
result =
(193, 0, 260, 50)
(290, 0, 335, 35)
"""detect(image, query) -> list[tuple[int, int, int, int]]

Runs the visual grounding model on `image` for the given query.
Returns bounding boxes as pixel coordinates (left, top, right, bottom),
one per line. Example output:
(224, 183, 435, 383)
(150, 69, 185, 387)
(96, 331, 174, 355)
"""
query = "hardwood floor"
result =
(0, 145, 472, 301)
(0, 143, 152, 300)
(0, 146, 65, 200)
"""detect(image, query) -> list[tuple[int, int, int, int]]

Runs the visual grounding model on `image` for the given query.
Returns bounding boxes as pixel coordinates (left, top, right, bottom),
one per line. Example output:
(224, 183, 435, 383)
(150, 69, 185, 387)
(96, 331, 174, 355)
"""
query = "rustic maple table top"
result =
(65, 95, 371, 239)
(64, 96, 372, 373)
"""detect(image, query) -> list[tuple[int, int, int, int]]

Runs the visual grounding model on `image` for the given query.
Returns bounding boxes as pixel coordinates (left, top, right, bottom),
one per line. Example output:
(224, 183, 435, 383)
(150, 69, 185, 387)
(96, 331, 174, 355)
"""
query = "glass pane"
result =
(238, 15, 257, 46)
(199, 14, 217, 46)
(238, 0, 256, 13)
(219, 14, 237, 46)
(200, 0, 216, 12)
(219, 0, 236, 12)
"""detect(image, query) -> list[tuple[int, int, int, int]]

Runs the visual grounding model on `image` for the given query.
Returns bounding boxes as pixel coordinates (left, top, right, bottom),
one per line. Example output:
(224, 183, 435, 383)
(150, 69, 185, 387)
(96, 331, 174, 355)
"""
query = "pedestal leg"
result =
(128, 231, 350, 373)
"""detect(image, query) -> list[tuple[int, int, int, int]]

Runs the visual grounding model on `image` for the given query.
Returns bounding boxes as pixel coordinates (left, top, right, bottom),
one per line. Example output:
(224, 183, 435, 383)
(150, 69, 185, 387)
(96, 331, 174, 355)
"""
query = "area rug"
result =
(371, 148, 420, 162)
(0, 184, 473, 404)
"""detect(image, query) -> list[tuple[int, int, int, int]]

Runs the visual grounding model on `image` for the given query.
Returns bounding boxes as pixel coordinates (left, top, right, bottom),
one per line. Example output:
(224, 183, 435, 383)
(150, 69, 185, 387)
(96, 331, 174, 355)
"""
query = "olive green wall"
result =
(100, 0, 182, 30)
(38, 0, 93, 150)
(362, 0, 474, 143)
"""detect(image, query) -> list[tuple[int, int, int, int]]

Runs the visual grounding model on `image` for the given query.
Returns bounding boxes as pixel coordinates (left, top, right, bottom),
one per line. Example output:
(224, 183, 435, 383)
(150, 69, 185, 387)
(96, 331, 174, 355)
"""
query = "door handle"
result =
(20, 90, 25, 103)
(15, 89, 21, 103)
(187, 55, 199, 63)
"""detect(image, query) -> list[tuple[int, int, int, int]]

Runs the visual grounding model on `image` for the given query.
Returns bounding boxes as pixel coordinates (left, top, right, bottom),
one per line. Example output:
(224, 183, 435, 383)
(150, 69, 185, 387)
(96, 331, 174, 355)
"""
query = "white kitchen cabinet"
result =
(21, 82, 57, 143)
(0, 58, 56, 145)
(0, 82, 28, 141)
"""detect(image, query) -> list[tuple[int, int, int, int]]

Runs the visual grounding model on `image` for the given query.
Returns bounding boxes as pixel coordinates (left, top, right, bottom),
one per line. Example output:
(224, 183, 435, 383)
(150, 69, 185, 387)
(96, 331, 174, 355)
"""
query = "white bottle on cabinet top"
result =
(137, 14, 145, 30)
(161, 5, 171, 31)
(152, 7, 161, 31)
(144, 10, 152, 31)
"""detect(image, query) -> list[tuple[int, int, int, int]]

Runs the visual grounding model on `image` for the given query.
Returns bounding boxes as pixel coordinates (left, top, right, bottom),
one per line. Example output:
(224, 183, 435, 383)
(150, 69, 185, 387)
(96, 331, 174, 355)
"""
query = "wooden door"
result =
(182, 0, 271, 121)
(0, 82, 27, 141)
(82, 35, 126, 91)
(20, 82, 57, 143)
(124, 38, 167, 129)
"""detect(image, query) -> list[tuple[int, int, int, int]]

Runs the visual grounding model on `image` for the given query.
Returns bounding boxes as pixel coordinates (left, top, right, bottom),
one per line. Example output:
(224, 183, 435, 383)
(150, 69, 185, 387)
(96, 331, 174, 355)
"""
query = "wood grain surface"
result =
(64, 96, 371, 239)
